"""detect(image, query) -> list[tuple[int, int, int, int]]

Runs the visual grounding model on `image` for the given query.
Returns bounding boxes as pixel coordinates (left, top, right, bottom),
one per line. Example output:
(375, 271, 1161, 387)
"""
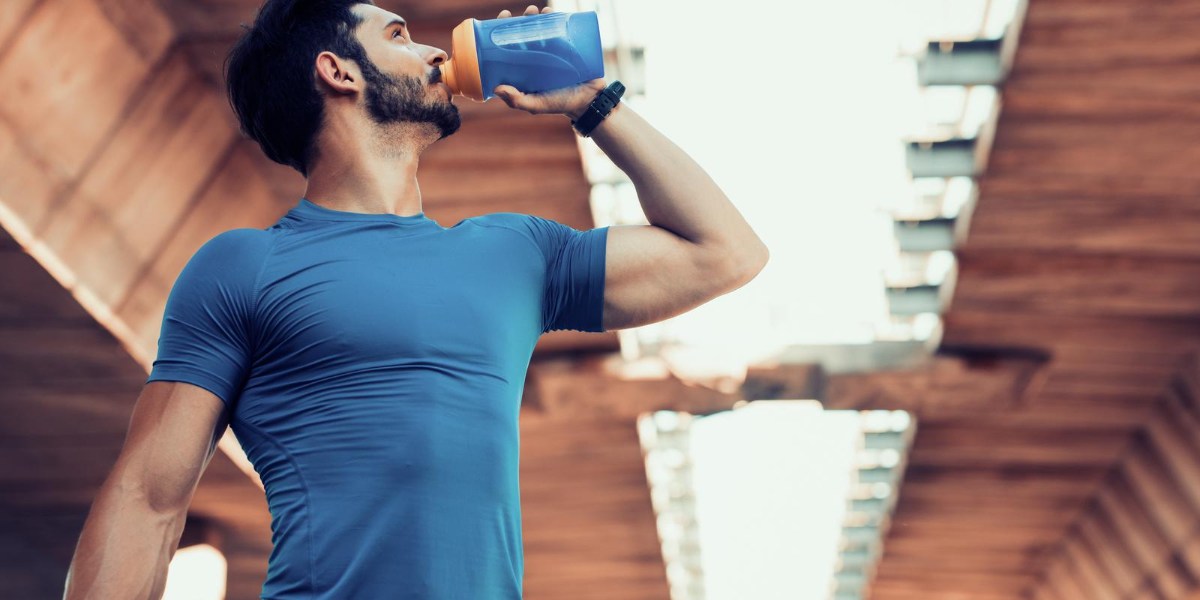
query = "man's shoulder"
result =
(462, 212, 538, 241)
(464, 212, 535, 229)
(201, 227, 275, 252)
(184, 228, 277, 280)
(463, 212, 567, 256)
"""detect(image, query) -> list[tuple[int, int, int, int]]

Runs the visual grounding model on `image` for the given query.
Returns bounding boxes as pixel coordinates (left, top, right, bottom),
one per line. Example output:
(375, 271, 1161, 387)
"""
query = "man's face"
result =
(349, 4, 460, 139)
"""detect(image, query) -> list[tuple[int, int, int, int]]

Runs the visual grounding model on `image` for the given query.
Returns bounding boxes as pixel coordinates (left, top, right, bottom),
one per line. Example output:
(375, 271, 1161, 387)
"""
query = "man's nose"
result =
(426, 46, 448, 67)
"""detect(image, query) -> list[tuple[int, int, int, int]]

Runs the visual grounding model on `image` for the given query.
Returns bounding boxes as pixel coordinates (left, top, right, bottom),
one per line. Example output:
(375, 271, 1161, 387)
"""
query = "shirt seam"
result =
(284, 212, 439, 225)
(249, 229, 284, 357)
(236, 417, 318, 597)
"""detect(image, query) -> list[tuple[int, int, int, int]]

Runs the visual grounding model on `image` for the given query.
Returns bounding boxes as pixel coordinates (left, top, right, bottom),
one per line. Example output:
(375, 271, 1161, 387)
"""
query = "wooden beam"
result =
(1077, 511, 1143, 596)
(953, 248, 1200, 318)
(525, 355, 740, 419)
(39, 48, 239, 309)
(1061, 538, 1121, 600)
(824, 353, 1045, 414)
(0, 0, 168, 186)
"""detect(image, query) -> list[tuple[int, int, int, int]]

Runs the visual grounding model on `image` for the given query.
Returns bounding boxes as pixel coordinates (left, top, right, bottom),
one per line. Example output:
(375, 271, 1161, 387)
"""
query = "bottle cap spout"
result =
(446, 18, 484, 101)
(441, 58, 460, 93)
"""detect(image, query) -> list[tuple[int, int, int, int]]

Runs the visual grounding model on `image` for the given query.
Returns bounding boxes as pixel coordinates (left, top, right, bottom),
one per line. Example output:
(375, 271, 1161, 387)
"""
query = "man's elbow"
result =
(711, 239, 769, 291)
(733, 239, 769, 284)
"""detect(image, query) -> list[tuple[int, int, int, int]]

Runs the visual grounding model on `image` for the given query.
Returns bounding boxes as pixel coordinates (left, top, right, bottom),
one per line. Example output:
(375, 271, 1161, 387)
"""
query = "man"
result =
(63, 1, 767, 598)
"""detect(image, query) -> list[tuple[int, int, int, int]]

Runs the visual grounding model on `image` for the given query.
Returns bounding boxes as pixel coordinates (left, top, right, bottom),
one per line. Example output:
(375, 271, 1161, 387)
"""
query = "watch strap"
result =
(572, 80, 626, 137)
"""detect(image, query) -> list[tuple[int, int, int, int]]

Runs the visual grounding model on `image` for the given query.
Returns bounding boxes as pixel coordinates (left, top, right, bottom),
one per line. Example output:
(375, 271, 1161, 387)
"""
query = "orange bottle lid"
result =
(441, 18, 484, 101)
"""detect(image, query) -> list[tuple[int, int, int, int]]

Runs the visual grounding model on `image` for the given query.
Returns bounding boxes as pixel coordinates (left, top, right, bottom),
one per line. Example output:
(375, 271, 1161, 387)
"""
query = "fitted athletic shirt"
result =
(147, 198, 609, 599)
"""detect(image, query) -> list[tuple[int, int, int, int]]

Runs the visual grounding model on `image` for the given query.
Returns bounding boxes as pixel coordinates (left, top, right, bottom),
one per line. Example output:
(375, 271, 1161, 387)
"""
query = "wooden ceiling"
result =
(853, 1, 1200, 598)
(6, 0, 1200, 598)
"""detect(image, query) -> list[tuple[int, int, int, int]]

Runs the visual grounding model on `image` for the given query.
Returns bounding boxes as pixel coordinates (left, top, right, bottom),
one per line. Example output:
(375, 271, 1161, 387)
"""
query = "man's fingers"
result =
(494, 85, 521, 106)
(495, 85, 546, 113)
(501, 6, 551, 19)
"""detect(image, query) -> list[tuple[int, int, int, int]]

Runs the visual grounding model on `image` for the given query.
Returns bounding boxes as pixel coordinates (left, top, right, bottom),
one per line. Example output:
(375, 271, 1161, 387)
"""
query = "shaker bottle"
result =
(440, 11, 605, 101)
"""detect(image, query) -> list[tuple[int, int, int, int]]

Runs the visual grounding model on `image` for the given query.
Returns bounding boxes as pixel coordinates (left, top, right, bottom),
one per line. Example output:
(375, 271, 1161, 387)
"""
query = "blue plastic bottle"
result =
(441, 11, 605, 101)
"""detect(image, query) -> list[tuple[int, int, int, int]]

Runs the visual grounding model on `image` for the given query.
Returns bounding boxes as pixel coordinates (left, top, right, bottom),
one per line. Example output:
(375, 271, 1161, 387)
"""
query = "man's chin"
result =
(433, 108, 462, 140)
(438, 118, 462, 140)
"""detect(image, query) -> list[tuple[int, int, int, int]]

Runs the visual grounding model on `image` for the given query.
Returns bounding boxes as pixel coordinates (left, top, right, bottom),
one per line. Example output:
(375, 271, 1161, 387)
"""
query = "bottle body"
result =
(442, 11, 604, 101)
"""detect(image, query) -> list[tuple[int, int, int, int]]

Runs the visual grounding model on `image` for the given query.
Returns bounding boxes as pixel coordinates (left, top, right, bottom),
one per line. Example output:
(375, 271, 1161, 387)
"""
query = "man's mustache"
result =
(430, 67, 442, 85)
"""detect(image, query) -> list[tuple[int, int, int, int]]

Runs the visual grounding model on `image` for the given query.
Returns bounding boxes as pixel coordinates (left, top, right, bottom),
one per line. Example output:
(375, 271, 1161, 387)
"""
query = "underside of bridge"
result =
(3, 0, 1200, 598)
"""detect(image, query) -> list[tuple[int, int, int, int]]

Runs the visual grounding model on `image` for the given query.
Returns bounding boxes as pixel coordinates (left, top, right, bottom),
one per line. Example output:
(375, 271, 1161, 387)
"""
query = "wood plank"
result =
(1077, 511, 1143, 596)
(988, 119, 1200, 182)
(161, 1, 519, 41)
(942, 310, 1200, 356)
(1084, 506, 1147, 595)
(1148, 555, 1195, 599)
(1097, 470, 1175, 584)
(966, 175, 1200, 258)
(919, 398, 1158, 432)
(1061, 537, 1121, 600)
(889, 500, 1082, 530)
(825, 354, 1042, 413)
(900, 464, 1107, 498)
(907, 423, 1132, 468)
(527, 356, 738, 418)
(0, 324, 149, 388)
(877, 549, 1041, 573)
(953, 249, 1200, 318)
(1017, 0, 1200, 72)
(518, 413, 669, 600)
(0, 0, 162, 181)
(0, 248, 94, 324)
(1122, 438, 1199, 549)
(0, 111, 70, 229)
(0, 0, 40, 56)
(40, 49, 238, 308)
(1044, 558, 1094, 600)
(1144, 403, 1200, 516)
(94, 0, 175, 58)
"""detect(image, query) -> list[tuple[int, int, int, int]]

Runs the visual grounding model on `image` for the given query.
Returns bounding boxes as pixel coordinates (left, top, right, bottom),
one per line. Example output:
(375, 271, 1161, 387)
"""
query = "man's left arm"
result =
(494, 7, 769, 332)
(588, 99, 770, 331)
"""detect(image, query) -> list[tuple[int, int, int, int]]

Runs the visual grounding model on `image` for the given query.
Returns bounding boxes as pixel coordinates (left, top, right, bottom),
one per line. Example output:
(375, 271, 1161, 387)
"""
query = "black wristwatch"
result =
(571, 81, 625, 137)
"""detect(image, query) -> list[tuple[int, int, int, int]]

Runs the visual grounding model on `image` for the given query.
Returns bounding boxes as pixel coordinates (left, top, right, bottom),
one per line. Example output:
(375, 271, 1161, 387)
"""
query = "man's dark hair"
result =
(224, 0, 375, 177)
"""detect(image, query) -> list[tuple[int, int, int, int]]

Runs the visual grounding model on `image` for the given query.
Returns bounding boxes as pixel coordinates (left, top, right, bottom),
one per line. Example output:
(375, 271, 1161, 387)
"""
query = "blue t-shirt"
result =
(147, 198, 608, 599)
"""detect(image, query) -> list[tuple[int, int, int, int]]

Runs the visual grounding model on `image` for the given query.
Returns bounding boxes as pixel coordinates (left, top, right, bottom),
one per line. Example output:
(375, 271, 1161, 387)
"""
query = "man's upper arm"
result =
(112, 381, 229, 514)
(146, 228, 272, 408)
(491, 214, 609, 334)
(601, 224, 760, 331)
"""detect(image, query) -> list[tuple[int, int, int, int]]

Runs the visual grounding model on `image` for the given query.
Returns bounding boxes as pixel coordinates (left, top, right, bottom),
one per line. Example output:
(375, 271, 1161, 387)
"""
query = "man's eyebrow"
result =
(383, 18, 407, 31)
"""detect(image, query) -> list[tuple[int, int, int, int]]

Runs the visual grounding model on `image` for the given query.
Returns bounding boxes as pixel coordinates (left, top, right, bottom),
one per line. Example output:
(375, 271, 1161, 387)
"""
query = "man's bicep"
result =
(113, 381, 229, 515)
(601, 224, 743, 331)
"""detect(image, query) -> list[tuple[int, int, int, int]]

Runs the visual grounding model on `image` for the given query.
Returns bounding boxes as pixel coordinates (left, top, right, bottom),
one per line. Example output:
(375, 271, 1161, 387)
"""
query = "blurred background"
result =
(3, 0, 1200, 598)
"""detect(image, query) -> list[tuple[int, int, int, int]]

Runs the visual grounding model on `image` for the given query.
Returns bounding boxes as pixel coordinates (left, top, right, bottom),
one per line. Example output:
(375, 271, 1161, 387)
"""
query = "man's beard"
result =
(359, 59, 461, 140)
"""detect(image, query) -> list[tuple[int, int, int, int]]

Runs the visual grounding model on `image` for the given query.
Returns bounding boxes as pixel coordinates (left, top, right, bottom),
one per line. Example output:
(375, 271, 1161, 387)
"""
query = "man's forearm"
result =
(63, 474, 184, 600)
(578, 101, 767, 260)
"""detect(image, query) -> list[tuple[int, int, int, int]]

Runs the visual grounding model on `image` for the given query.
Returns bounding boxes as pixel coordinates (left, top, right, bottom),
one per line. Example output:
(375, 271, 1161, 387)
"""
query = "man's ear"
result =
(315, 50, 359, 95)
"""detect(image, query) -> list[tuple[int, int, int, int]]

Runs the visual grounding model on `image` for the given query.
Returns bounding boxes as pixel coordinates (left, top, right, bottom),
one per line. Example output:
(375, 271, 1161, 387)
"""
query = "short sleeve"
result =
(518, 215, 609, 334)
(146, 228, 272, 408)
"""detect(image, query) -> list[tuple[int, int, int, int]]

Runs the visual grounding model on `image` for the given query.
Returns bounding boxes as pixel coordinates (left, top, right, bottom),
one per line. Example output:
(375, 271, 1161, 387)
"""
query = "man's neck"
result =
(303, 120, 439, 217)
